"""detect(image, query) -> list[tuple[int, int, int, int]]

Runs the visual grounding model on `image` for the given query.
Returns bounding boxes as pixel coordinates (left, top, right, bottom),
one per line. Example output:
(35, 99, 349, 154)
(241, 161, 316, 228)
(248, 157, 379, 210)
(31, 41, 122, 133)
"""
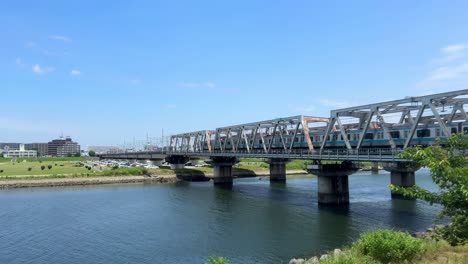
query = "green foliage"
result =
(391, 134, 468, 246)
(28, 167, 32, 171)
(205, 256, 229, 264)
(88, 150, 96, 157)
(47, 165, 52, 170)
(0, 169, 3, 173)
(353, 230, 425, 263)
(40, 165, 45, 170)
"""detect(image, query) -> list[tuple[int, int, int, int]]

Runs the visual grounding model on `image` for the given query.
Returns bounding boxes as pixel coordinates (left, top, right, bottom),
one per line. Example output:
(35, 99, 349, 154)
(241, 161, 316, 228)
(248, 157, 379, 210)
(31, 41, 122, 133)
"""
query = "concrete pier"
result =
(383, 162, 420, 198)
(371, 162, 379, 173)
(165, 155, 189, 170)
(265, 158, 290, 182)
(208, 157, 238, 185)
(306, 161, 359, 205)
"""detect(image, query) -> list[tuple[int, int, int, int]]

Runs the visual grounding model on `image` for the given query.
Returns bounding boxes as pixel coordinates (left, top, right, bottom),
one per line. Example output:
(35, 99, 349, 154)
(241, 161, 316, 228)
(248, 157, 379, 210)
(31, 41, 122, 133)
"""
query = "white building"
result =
(3, 144, 37, 158)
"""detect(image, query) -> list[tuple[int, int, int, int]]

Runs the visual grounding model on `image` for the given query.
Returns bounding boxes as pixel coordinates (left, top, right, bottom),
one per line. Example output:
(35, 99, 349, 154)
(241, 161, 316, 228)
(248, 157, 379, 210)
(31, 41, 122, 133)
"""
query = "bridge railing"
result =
(164, 148, 406, 160)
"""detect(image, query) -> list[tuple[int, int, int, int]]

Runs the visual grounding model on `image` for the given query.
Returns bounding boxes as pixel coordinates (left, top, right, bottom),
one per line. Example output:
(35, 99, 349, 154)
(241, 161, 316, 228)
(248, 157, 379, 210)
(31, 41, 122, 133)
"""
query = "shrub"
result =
(41, 165, 45, 170)
(47, 165, 52, 170)
(0, 169, 3, 173)
(354, 230, 425, 263)
(28, 167, 32, 171)
(206, 256, 229, 264)
(87, 167, 91, 170)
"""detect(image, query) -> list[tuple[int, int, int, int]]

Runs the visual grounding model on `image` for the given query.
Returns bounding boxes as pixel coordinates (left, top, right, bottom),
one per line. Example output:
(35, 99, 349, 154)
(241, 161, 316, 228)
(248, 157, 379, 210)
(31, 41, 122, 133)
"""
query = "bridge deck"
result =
(100, 148, 409, 162)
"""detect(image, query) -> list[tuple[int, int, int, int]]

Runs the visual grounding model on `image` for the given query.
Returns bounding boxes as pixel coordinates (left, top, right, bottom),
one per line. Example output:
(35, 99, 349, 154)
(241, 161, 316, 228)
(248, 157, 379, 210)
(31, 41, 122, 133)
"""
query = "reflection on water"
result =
(0, 169, 440, 264)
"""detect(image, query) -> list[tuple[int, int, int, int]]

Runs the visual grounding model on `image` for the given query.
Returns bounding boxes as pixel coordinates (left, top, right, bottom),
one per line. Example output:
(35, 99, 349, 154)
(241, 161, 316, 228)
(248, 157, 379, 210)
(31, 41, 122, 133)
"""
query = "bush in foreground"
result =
(353, 230, 425, 263)
(206, 256, 229, 264)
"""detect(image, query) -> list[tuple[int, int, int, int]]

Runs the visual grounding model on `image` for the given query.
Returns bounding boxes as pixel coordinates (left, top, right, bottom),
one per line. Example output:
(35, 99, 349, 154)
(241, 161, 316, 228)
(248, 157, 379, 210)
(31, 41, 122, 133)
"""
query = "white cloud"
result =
(429, 64, 468, 81)
(70, 69, 81, 76)
(49, 35, 72, 43)
(178, 81, 216, 89)
(441, 44, 466, 54)
(418, 43, 468, 90)
(432, 43, 467, 64)
(32, 64, 55, 74)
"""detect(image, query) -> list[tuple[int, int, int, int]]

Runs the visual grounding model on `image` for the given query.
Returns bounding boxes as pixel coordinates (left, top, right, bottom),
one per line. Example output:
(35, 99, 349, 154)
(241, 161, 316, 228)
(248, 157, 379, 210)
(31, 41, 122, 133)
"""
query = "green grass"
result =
(0, 160, 91, 177)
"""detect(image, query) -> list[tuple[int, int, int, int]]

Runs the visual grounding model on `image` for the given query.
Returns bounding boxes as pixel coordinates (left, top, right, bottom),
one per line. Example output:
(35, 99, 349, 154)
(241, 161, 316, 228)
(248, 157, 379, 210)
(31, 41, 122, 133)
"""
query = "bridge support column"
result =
(208, 157, 238, 185)
(383, 162, 420, 199)
(165, 155, 190, 170)
(306, 161, 359, 205)
(371, 162, 379, 173)
(266, 158, 290, 182)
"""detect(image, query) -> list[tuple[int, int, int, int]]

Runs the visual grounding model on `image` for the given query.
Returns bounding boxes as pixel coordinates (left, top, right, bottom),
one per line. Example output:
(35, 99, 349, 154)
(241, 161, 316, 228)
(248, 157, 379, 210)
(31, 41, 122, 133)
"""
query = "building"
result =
(87, 146, 124, 154)
(3, 144, 37, 158)
(0, 143, 21, 151)
(47, 137, 80, 157)
(25, 143, 48, 156)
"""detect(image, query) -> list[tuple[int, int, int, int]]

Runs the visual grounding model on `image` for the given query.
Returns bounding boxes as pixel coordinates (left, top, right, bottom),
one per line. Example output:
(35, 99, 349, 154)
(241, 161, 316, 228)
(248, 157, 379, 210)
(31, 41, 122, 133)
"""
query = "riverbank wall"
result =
(0, 169, 309, 189)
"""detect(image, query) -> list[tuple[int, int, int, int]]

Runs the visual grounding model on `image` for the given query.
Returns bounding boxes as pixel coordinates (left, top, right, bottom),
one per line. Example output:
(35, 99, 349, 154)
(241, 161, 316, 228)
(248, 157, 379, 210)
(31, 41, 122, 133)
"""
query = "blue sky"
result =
(1, 1, 468, 148)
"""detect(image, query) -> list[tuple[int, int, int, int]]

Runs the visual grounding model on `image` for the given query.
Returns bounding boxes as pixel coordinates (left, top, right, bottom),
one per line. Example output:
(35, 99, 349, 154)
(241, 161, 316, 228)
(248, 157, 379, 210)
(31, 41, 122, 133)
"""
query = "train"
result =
(203, 121, 468, 151)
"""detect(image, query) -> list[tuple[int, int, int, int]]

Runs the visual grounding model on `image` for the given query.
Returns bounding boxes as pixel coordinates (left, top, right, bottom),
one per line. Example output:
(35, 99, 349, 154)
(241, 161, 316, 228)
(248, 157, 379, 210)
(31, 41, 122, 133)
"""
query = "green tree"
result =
(47, 165, 53, 170)
(41, 165, 46, 170)
(88, 150, 96, 157)
(390, 134, 468, 245)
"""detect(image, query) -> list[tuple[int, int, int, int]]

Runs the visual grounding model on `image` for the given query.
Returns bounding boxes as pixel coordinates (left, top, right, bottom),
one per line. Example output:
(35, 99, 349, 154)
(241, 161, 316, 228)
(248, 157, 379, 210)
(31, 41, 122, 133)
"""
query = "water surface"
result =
(0, 169, 440, 263)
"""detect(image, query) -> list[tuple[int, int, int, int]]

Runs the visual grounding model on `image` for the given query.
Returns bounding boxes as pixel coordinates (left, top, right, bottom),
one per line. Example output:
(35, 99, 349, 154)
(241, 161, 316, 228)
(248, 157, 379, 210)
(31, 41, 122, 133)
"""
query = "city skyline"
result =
(1, 1, 468, 147)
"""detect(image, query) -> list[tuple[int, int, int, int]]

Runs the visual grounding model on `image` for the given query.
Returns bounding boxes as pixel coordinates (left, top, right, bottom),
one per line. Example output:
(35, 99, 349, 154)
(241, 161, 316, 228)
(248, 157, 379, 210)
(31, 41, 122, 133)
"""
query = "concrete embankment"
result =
(0, 169, 309, 189)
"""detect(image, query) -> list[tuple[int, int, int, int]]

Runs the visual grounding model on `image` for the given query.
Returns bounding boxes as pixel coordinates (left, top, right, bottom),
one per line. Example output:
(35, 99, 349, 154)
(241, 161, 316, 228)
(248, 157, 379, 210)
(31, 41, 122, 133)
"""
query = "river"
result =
(0, 168, 440, 263)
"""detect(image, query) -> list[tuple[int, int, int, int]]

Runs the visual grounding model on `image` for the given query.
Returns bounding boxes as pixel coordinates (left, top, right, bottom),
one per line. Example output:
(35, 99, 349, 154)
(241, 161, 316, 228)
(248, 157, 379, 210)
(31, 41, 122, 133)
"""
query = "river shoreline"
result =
(0, 169, 308, 189)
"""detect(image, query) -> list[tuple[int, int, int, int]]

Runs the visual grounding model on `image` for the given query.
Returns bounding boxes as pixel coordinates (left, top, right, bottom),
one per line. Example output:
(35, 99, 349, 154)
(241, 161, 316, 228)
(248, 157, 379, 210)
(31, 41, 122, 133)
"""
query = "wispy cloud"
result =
(49, 35, 72, 43)
(319, 99, 355, 109)
(32, 64, 55, 75)
(178, 81, 216, 89)
(432, 44, 466, 64)
(418, 43, 468, 91)
(15, 58, 25, 67)
(428, 64, 468, 81)
(70, 69, 81, 76)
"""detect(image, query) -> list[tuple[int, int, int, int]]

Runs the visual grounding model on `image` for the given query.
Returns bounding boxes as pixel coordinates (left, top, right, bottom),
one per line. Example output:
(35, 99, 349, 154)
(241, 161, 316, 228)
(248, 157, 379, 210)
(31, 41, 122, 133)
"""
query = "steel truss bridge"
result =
(99, 89, 468, 204)
(100, 89, 468, 162)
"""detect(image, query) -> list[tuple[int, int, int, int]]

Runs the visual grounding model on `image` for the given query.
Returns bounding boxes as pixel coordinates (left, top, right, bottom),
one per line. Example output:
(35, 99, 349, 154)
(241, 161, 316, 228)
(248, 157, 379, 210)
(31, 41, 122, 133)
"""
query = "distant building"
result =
(3, 144, 37, 158)
(0, 143, 21, 151)
(87, 146, 123, 154)
(25, 143, 48, 156)
(47, 137, 80, 157)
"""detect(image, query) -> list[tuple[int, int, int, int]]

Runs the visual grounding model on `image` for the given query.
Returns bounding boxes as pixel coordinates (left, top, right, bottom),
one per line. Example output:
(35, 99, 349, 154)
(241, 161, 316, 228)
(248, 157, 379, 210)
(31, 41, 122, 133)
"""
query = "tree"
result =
(47, 165, 52, 170)
(390, 134, 468, 245)
(88, 150, 96, 157)
(41, 165, 46, 170)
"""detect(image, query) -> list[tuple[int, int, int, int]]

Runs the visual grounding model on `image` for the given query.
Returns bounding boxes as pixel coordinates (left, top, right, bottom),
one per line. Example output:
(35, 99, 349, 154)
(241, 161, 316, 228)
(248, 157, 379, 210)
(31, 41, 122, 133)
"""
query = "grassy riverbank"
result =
(288, 230, 468, 264)
(0, 158, 309, 180)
